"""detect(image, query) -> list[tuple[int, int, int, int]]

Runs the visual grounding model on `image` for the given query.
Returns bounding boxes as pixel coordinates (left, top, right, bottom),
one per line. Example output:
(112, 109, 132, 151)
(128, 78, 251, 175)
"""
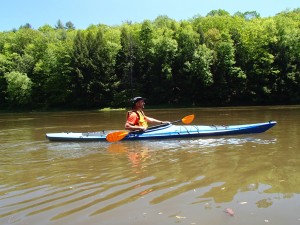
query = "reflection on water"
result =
(44, 136, 277, 160)
(0, 107, 300, 225)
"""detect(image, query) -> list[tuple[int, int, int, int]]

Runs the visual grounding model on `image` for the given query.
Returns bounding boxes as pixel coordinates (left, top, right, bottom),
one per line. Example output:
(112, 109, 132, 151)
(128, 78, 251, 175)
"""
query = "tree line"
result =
(1, 9, 300, 110)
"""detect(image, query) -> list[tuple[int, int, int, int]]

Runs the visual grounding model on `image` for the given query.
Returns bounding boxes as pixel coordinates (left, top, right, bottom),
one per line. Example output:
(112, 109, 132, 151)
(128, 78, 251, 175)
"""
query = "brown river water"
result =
(0, 106, 299, 225)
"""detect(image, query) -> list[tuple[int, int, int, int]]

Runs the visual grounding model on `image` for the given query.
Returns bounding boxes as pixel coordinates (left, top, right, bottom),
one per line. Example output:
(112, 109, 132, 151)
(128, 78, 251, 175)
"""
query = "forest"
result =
(0, 9, 300, 109)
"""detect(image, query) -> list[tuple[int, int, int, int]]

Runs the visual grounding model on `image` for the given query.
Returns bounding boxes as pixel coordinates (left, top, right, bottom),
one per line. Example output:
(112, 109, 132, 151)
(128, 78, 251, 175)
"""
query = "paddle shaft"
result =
(131, 114, 194, 133)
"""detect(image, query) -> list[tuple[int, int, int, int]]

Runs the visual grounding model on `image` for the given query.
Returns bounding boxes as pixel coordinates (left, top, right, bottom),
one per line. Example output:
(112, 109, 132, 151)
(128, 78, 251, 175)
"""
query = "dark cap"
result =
(131, 96, 145, 105)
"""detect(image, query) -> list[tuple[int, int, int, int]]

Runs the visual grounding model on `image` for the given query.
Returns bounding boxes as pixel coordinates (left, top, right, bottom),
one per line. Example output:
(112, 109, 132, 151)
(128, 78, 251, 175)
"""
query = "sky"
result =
(1, 0, 299, 31)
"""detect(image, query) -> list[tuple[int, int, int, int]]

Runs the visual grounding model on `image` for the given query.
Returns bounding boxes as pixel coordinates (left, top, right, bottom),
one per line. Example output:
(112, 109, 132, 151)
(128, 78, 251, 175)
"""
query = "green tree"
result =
(212, 40, 247, 104)
(152, 34, 178, 103)
(234, 11, 261, 20)
(19, 23, 32, 29)
(71, 28, 119, 107)
(207, 9, 230, 17)
(136, 20, 155, 101)
(70, 30, 92, 106)
(115, 25, 138, 102)
(55, 20, 65, 30)
(33, 39, 73, 107)
(271, 12, 300, 103)
(65, 21, 75, 30)
(173, 21, 199, 104)
(188, 44, 214, 104)
(9, 27, 41, 55)
(4, 71, 32, 105)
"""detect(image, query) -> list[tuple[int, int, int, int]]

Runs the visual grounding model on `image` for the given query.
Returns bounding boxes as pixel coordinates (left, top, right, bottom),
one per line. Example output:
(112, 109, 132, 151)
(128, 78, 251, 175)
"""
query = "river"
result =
(0, 106, 299, 225)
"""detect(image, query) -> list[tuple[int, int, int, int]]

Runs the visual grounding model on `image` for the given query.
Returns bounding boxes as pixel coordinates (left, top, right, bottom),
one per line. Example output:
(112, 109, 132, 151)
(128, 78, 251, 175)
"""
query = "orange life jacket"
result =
(127, 110, 148, 128)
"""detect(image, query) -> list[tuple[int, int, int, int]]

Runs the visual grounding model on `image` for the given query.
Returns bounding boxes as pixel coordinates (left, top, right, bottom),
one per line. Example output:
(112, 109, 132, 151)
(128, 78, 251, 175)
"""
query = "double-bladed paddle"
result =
(106, 114, 195, 142)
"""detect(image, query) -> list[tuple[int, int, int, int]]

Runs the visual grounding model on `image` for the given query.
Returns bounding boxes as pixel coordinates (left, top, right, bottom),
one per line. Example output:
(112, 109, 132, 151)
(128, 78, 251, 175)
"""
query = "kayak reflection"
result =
(107, 135, 277, 169)
(108, 142, 151, 169)
(45, 135, 277, 160)
(107, 135, 277, 153)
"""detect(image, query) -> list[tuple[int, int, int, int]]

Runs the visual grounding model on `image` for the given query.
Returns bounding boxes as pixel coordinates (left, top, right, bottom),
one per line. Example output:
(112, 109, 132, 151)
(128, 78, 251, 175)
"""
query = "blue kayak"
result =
(46, 121, 276, 142)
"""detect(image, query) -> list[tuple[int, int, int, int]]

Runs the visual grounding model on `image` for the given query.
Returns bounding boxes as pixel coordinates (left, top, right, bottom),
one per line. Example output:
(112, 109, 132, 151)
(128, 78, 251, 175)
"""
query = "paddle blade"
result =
(181, 114, 194, 124)
(106, 131, 129, 142)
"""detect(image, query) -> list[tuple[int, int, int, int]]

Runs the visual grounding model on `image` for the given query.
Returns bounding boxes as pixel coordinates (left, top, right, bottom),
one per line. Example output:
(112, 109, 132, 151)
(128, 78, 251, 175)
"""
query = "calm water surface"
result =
(0, 106, 299, 225)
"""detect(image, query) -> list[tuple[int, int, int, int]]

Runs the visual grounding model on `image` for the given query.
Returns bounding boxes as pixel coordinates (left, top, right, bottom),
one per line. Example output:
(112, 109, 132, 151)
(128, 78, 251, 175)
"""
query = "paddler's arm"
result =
(125, 121, 147, 131)
(145, 116, 169, 124)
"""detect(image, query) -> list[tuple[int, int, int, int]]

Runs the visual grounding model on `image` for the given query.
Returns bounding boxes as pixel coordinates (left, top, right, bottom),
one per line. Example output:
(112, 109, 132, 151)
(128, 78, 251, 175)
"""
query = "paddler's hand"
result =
(160, 121, 170, 124)
(139, 126, 147, 131)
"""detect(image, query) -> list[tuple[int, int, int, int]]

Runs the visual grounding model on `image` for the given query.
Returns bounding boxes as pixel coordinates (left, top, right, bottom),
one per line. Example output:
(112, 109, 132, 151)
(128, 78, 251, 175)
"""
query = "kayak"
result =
(45, 121, 277, 142)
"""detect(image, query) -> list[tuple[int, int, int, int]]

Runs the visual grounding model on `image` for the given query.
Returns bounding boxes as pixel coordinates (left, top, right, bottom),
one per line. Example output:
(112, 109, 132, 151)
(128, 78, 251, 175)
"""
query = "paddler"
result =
(125, 97, 169, 131)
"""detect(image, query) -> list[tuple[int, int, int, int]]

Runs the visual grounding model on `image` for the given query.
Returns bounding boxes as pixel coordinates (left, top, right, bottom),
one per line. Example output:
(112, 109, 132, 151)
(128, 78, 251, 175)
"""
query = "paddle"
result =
(106, 114, 195, 142)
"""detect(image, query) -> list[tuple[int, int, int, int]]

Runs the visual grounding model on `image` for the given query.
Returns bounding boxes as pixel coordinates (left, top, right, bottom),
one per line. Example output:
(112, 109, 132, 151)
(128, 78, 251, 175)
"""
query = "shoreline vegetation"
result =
(1, 9, 300, 111)
(1, 104, 300, 114)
